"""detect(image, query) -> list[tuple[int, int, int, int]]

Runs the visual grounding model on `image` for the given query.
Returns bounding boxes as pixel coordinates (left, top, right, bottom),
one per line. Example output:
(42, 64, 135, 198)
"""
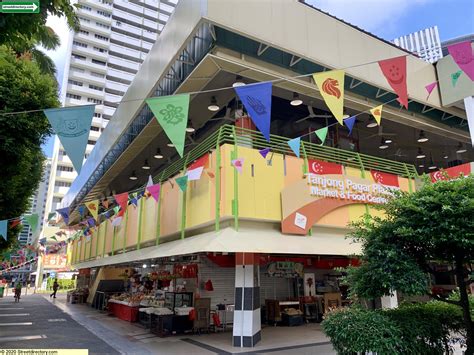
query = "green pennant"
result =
(315, 127, 328, 145)
(113, 206, 120, 215)
(146, 94, 190, 158)
(176, 176, 189, 192)
(50, 236, 57, 241)
(47, 212, 56, 221)
(24, 213, 39, 232)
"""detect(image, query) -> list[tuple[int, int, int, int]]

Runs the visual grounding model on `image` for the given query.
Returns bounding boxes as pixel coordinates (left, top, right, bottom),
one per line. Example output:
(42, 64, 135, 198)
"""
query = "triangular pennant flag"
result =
(259, 147, 271, 159)
(78, 205, 86, 217)
(315, 127, 328, 145)
(56, 207, 70, 225)
(111, 216, 123, 227)
(234, 82, 273, 141)
(231, 158, 244, 174)
(130, 198, 138, 207)
(114, 192, 129, 212)
(86, 200, 99, 221)
(47, 212, 56, 221)
(147, 184, 161, 202)
(344, 116, 356, 135)
(287, 137, 301, 157)
(50, 236, 57, 241)
(425, 82, 437, 99)
(146, 94, 190, 157)
(447, 41, 474, 81)
(113, 206, 120, 215)
(186, 166, 204, 181)
(176, 176, 189, 192)
(378, 56, 408, 108)
(0, 220, 7, 241)
(87, 217, 96, 227)
(101, 199, 109, 209)
(147, 175, 154, 188)
(451, 70, 462, 87)
(43, 105, 95, 173)
(10, 219, 21, 228)
(370, 105, 383, 125)
(206, 170, 215, 179)
(24, 214, 39, 232)
(312, 70, 345, 124)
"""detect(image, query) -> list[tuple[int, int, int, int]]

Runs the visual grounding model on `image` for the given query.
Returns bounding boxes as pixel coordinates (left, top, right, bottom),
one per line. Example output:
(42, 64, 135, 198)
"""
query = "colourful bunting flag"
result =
(113, 206, 120, 215)
(56, 207, 70, 225)
(87, 217, 96, 227)
(147, 175, 154, 188)
(231, 158, 244, 174)
(101, 199, 109, 209)
(451, 70, 462, 87)
(344, 116, 356, 135)
(287, 137, 301, 157)
(0, 220, 7, 241)
(312, 70, 345, 124)
(10, 219, 21, 228)
(130, 198, 138, 207)
(234, 82, 273, 141)
(86, 200, 99, 221)
(315, 127, 328, 145)
(47, 212, 56, 221)
(370, 105, 383, 126)
(188, 154, 209, 170)
(78, 205, 86, 217)
(51, 236, 57, 241)
(447, 41, 474, 81)
(43, 105, 95, 173)
(147, 184, 161, 202)
(176, 176, 189, 192)
(425, 82, 437, 99)
(146, 94, 190, 158)
(24, 214, 38, 232)
(259, 148, 271, 159)
(206, 170, 215, 179)
(114, 192, 129, 212)
(186, 166, 204, 181)
(378, 56, 408, 108)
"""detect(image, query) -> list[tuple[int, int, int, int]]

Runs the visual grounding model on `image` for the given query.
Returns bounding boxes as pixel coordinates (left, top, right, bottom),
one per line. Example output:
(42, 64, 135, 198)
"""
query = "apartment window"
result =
(56, 181, 72, 187)
(73, 41, 87, 48)
(66, 93, 81, 100)
(100, 0, 112, 5)
(68, 79, 83, 86)
(93, 113, 102, 118)
(89, 84, 104, 91)
(93, 46, 108, 53)
(94, 34, 109, 41)
(87, 140, 96, 145)
(57, 166, 74, 172)
(71, 66, 85, 73)
(91, 59, 106, 66)
(78, 29, 89, 35)
(78, 16, 90, 23)
(87, 98, 103, 104)
(90, 126, 100, 132)
(91, 71, 105, 78)
(81, 5, 91, 11)
(97, 10, 111, 18)
(96, 21, 110, 29)
(72, 54, 86, 60)
(59, 150, 67, 156)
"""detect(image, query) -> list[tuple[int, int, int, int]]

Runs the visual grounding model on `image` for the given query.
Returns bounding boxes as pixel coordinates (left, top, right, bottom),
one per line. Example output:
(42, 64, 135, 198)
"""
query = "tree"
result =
(345, 175, 474, 353)
(0, 46, 60, 251)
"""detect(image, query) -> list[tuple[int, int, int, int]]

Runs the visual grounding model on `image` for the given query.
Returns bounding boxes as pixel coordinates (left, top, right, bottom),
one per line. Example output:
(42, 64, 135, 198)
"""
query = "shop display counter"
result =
(265, 300, 300, 324)
(151, 314, 193, 337)
(108, 300, 140, 322)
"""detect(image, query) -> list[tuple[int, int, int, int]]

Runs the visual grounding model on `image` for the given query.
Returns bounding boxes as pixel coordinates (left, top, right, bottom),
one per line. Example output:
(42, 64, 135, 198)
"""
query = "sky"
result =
(41, 0, 473, 157)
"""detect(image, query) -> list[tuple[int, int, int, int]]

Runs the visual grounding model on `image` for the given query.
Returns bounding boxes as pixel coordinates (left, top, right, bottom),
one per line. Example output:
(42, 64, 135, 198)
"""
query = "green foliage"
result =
(0, 46, 59, 252)
(46, 278, 76, 291)
(322, 301, 466, 355)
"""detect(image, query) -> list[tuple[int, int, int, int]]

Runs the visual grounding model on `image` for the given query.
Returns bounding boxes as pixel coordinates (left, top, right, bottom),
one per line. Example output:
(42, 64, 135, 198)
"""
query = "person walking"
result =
(50, 279, 59, 298)
(14, 282, 22, 302)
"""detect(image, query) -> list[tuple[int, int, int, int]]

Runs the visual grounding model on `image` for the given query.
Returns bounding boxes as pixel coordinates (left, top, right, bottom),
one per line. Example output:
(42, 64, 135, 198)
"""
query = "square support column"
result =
(233, 252, 261, 347)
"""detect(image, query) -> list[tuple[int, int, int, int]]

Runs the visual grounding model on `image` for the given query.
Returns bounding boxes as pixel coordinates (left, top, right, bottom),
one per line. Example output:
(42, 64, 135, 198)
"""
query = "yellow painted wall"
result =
(126, 205, 138, 248)
(160, 178, 181, 236)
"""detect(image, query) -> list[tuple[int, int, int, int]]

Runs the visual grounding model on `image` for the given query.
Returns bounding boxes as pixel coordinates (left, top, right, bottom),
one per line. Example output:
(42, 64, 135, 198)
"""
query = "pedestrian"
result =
(50, 279, 59, 298)
(14, 282, 22, 302)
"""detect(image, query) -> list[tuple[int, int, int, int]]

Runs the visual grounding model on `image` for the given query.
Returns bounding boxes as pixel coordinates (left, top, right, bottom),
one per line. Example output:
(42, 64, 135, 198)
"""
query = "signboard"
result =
(267, 262, 304, 278)
(0, 1, 39, 13)
(43, 254, 68, 269)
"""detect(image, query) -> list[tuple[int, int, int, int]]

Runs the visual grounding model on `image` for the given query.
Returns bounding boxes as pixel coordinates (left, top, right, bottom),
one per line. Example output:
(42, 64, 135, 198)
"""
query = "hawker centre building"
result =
(62, 0, 473, 348)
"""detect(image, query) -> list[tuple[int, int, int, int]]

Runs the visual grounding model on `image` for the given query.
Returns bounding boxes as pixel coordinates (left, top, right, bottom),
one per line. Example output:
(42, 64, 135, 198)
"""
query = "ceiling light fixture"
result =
(142, 159, 150, 170)
(186, 123, 195, 133)
(290, 92, 303, 106)
(428, 154, 436, 170)
(384, 138, 393, 144)
(207, 96, 219, 112)
(232, 75, 245, 88)
(142, 264, 147, 268)
(167, 143, 175, 147)
(417, 130, 429, 143)
(418, 164, 424, 168)
(456, 143, 467, 154)
(129, 171, 138, 180)
(379, 138, 389, 150)
(443, 153, 449, 159)
(153, 149, 163, 159)
(367, 121, 378, 128)
(416, 148, 426, 159)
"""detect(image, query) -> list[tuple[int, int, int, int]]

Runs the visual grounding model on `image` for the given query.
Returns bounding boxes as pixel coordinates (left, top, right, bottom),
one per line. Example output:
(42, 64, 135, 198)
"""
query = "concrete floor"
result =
(0, 293, 335, 354)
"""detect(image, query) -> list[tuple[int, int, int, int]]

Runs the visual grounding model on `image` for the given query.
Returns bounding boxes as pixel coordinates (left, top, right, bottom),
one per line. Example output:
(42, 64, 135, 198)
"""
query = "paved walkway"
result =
(0, 293, 336, 354)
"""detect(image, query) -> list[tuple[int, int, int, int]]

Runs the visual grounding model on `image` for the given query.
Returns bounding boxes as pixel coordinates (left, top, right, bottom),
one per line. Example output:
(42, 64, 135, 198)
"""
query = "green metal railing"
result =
(151, 124, 418, 185)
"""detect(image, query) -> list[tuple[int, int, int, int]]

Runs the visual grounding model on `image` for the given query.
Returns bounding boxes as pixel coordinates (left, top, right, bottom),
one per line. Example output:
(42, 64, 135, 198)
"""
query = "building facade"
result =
(47, 0, 178, 215)
(393, 26, 443, 63)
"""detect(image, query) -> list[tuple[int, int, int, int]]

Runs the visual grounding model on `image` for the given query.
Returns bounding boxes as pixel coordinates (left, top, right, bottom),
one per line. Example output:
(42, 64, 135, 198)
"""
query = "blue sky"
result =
(41, 0, 473, 158)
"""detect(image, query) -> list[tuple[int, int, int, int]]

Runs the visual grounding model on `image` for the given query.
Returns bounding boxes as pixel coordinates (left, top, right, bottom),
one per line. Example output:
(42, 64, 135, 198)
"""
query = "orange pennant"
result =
(370, 105, 383, 125)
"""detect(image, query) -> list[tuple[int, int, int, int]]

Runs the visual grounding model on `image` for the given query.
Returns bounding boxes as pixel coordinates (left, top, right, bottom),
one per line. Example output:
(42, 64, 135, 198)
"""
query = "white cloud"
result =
(306, 0, 431, 39)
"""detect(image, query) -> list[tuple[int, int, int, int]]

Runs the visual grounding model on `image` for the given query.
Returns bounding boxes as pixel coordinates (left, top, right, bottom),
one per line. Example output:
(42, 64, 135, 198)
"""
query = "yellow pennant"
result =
(370, 105, 383, 125)
(86, 199, 99, 221)
(313, 70, 345, 125)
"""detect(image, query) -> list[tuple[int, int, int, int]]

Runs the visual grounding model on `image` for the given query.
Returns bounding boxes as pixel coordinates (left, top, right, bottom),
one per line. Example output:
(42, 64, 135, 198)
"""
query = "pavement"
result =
(0, 293, 336, 354)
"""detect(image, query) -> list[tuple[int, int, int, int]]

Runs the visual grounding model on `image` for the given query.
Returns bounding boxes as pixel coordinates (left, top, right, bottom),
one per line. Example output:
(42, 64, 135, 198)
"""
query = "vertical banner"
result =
(312, 70, 345, 124)
(146, 94, 190, 157)
(234, 82, 273, 141)
(378, 56, 408, 108)
(43, 105, 95, 173)
(447, 41, 474, 81)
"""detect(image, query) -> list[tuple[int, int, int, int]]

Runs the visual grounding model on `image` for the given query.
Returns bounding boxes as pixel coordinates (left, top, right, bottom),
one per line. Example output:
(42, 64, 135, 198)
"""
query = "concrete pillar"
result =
(233, 252, 261, 348)
(381, 291, 398, 309)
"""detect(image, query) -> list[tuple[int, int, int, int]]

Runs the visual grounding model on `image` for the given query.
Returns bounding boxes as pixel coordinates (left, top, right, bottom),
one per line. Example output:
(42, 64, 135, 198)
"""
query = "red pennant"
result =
(188, 153, 210, 170)
(371, 170, 399, 187)
(430, 163, 471, 182)
(10, 219, 21, 228)
(308, 159, 343, 175)
(378, 56, 408, 109)
(113, 192, 129, 212)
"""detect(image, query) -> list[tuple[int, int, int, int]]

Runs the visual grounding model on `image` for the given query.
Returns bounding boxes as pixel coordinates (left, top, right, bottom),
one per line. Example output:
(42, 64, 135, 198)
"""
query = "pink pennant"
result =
(147, 184, 161, 202)
(447, 41, 474, 81)
(231, 158, 244, 174)
(425, 82, 437, 99)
